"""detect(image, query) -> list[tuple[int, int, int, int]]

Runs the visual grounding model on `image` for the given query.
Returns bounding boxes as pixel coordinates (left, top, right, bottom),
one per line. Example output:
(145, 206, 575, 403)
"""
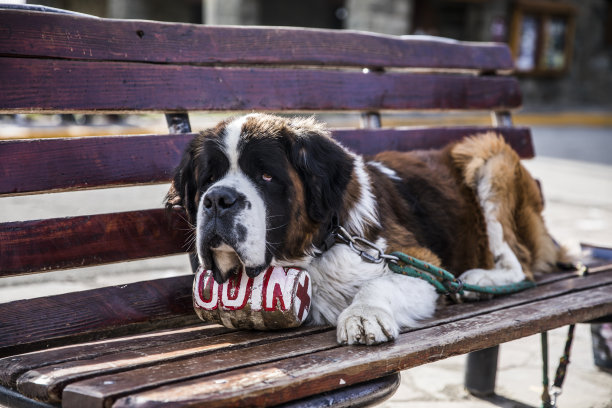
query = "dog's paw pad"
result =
(336, 305, 398, 345)
(458, 269, 495, 300)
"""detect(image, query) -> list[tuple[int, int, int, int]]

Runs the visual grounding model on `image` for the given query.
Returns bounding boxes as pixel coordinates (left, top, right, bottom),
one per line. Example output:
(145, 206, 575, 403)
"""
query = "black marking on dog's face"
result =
(235, 223, 247, 242)
(284, 128, 354, 225)
(237, 136, 295, 261)
(166, 128, 229, 222)
(165, 114, 355, 282)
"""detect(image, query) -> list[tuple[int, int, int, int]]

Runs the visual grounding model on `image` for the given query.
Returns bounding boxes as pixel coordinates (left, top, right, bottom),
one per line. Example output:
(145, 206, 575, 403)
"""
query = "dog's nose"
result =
(203, 187, 239, 214)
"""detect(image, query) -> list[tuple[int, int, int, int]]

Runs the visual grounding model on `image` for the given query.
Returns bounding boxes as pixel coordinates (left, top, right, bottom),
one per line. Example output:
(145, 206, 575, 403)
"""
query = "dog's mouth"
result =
(203, 235, 267, 283)
(203, 235, 242, 283)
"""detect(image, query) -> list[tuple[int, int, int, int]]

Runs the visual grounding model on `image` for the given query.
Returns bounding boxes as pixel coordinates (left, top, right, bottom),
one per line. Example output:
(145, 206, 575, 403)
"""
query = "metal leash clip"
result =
(549, 386, 562, 408)
(334, 226, 399, 264)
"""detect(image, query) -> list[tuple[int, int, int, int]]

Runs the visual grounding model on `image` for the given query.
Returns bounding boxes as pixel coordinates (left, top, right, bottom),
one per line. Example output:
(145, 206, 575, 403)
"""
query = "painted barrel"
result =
(192, 265, 312, 330)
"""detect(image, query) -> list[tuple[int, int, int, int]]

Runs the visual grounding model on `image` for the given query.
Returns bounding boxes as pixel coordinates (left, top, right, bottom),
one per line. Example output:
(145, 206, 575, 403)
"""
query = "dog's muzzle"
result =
(198, 185, 251, 282)
(203, 186, 243, 218)
(200, 185, 247, 250)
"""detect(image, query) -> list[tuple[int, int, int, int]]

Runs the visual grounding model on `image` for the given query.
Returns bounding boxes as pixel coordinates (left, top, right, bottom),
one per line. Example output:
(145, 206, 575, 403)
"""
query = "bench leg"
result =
(464, 345, 499, 396)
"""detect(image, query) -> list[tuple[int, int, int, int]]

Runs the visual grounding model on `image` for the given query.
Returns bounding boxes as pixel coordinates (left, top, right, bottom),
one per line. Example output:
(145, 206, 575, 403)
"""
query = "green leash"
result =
(328, 223, 584, 407)
(386, 249, 578, 408)
(329, 224, 536, 298)
(388, 251, 536, 297)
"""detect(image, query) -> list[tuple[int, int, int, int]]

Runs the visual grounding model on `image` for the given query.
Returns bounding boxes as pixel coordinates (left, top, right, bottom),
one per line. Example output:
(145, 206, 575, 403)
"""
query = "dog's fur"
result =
(166, 113, 567, 345)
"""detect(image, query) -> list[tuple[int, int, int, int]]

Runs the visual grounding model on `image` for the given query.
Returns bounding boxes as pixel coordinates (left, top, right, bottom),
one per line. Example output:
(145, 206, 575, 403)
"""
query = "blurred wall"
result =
(344, 0, 412, 35)
(518, 1, 612, 110)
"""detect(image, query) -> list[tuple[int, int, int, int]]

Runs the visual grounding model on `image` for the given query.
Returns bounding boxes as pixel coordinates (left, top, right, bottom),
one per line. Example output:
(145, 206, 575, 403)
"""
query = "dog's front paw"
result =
(336, 305, 399, 345)
(457, 268, 495, 301)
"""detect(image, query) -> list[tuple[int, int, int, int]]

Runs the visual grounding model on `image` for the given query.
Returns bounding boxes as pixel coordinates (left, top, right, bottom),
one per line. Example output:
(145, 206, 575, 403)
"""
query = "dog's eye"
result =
(262, 173, 273, 182)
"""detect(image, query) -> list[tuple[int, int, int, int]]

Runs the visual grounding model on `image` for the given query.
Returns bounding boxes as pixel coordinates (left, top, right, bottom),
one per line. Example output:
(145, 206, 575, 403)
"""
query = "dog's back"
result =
(370, 133, 568, 284)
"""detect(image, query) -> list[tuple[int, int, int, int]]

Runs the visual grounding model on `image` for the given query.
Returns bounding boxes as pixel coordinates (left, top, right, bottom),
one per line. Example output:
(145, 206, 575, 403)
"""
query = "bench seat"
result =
(1, 263, 610, 407)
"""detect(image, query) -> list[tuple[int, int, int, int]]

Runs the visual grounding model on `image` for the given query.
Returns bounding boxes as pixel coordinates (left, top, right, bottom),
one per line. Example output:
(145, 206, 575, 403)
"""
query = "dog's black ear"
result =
(288, 128, 354, 224)
(165, 140, 199, 221)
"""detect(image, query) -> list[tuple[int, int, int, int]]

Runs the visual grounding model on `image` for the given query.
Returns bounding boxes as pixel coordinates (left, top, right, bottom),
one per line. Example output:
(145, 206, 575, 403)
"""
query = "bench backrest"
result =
(0, 8, 532, 354)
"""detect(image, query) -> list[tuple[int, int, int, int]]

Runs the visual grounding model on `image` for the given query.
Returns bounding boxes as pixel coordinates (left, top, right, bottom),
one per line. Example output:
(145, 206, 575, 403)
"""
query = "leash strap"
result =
(328, 223, 586, 299)
(327, 223, 587, 299)
(326, 224, 537, 297)
(541, 324, 576, 408)
(541, 331, 551, 407)
(388, 251, 536, 297)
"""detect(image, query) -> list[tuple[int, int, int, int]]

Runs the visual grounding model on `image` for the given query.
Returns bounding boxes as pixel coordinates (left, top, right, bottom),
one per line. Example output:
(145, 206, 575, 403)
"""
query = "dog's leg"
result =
(336, 272, 438, 345)
(458, 155, 526, 300)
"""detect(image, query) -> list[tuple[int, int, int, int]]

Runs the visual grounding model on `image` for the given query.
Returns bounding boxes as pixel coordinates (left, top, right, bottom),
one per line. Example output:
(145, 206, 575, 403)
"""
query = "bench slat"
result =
(0, 127, 532, 197)
(103, 285, 612, 408)
(0, 275, 196, 357)
(0, 126, 532, 276)
(17, 326, 330, 403)
(0, 325, 231, 389)
(334, 127, 533, 157)
(8, 266, 611, 406)
(0, 134, 192, 196)
(0, 58, 522, 113)
(0, 209, 190, 276)
(0, 10, 513, 71)
(61, 331, 337, 408)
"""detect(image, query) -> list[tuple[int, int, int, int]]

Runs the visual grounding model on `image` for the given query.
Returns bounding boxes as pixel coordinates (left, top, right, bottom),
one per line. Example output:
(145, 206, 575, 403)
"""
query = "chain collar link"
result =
(333, 225, 399, 264)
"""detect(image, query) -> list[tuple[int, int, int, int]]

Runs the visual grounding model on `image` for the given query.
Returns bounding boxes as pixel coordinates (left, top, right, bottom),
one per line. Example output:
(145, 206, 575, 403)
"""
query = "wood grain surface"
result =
(0, 134, 193, 196)
(0, 58, 521, 113)
(0, 275, 197, 356)
(333, 126, 533, 157)
(3, 266, 609, 407)
(102, 286, 611, 408)
(0, 10, 513, 71)
(17, 326, 330, 403)
(0, 208, 191, 276)
(0, 325, 230, 388)
(0, 128, 531, 197)
(62, 331, 338, 408)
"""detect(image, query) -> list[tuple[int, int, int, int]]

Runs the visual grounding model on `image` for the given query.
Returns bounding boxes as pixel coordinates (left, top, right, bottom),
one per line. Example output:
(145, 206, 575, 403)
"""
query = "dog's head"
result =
(166, 114, 357, 283)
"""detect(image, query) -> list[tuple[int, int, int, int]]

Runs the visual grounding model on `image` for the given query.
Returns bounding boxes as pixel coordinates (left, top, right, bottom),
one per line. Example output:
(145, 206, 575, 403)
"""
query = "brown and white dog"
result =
(166, 113, 567, 345)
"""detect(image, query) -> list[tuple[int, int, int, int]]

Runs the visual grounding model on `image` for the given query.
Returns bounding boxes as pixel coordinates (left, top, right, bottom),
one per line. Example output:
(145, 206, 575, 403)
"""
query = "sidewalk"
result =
(0, 126, 611, 407)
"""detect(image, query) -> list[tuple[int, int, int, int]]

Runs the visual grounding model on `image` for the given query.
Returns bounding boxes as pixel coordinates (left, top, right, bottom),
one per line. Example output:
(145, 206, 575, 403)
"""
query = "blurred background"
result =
(5, 0, 612, 111)
(1, 1, 611, 407)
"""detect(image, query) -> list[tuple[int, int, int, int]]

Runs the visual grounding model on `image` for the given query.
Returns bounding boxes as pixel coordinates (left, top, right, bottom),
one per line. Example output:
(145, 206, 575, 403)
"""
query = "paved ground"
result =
(1, 125, 611, 407)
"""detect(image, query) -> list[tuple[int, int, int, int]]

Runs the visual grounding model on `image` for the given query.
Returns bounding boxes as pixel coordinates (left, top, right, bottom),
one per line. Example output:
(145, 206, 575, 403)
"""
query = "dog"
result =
(165, 113, 567, 345)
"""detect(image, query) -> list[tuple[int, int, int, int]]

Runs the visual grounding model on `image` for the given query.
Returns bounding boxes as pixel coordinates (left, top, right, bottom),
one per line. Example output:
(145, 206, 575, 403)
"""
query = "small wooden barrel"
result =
(193, 265, 312, 330)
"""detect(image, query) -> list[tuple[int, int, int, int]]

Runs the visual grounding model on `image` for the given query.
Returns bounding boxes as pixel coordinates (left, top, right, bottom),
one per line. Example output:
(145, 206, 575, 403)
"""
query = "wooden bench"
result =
(1, 6, 611, 408)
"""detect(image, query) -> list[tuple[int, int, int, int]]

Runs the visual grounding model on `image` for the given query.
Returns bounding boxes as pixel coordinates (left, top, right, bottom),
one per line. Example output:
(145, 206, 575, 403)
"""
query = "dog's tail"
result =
(451, 132, 572, 276)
